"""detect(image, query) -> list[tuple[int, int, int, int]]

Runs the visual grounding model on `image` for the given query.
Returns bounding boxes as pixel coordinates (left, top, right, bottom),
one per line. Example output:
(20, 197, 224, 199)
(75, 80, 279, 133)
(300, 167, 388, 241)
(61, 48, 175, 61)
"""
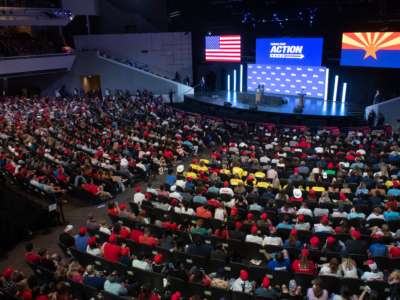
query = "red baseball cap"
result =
(262, 276, 270, 288)
(235, 221, 243, 230)
(79, 226, 87, 235)
(310, 236, 320, 247)
(301, 248, 310, 257)
(171, 291, 181, 300)
(298, 214, 305, 222)
(261, 212, 268, 220)
(88, 236, 97, 246)
(250, 225, 258, 234)
(320, 215, 329, 224)
(326, 236, 336, 245)
(240, 269, 249, 281)
(290, 228, 298, 236)
(2, 267, 13, 279)
(247, 212, 254, 220)
(153, 253, 163, 264)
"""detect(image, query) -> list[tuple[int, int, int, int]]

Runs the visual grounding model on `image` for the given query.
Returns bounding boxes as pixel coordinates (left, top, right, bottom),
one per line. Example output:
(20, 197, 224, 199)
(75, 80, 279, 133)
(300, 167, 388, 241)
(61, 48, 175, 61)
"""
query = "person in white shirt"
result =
(230, 270, 254, 293)
(219, 182, 234, 198)
(314, 215, 335, 233)
(169, 186, 183, 202)
(132, 253, 152, 271)
(367, 207, 384, 221)
(86, 237, 102, 256)
(263, 232, 283, 247)
(313, 207, 330, 217)
(99, 221, 112, 235)
(361, 260, 384, 281)
(245, 226, 263, 245)
(332, 207, 348, 219)
(174, 202, 195, 215)
(319, 258, 342, 277)
(175, 179, 186, 190)
(340, 258, 358, 278)
(267, 168, 278, 180)
(294, 214, 311, 231)
(297, 203, 313, 217)
(214, 205, 227, 221)
(132, 186, 145, 206)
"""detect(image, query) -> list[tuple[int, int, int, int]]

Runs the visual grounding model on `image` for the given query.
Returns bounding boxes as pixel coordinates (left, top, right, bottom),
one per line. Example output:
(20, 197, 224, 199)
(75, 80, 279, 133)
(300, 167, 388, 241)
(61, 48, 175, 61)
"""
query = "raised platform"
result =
(180, 91, 366, 126)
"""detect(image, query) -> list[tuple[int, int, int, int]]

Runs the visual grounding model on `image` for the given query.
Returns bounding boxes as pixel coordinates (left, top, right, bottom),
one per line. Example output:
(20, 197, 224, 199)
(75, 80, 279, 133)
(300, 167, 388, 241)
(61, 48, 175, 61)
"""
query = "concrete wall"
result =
(96, 0, 167, 33)
(0, 54, 75, 76)
(43, 51, 193, 101)
(365, 97, 400, 130)
(74, 32, 193, 81)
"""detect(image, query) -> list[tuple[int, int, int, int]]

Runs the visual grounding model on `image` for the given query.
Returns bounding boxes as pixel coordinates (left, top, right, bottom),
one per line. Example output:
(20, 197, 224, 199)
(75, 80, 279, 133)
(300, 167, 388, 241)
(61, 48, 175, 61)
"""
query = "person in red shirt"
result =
(389, 244, 400, 258)
(119, 226, 131, 239)
(129, 227, 144, 243)
(291, 248, 316, 275)
(213, 224, 230, 240)
(196, 205, 212, 219)
(138, 228, 159, 247)
(24, 243, 40, 265)
(102, 234, 121, 262)
(107, 202, 120, 216)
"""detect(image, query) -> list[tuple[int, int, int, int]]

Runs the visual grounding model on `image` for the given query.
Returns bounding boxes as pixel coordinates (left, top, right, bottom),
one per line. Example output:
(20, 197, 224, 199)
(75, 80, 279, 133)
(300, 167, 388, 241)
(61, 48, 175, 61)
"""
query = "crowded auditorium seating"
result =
(0, 31, 59, 57)
(0, 92, 204, 206)
(1, 92, 400, 299)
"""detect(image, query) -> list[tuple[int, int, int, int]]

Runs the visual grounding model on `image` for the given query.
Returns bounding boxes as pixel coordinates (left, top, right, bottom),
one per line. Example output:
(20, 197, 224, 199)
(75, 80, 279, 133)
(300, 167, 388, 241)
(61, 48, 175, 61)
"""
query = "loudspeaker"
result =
(223, 102, 232, 107)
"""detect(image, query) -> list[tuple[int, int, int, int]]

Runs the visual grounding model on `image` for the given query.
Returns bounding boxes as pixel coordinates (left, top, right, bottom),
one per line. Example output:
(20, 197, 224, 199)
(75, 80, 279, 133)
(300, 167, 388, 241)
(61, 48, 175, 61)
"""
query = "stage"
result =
(180, 91, 366, 126)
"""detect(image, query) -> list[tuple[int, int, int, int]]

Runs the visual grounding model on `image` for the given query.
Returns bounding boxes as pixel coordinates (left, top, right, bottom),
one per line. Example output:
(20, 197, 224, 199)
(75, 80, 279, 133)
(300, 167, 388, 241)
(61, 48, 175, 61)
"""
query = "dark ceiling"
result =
(167, 0, 400, 33)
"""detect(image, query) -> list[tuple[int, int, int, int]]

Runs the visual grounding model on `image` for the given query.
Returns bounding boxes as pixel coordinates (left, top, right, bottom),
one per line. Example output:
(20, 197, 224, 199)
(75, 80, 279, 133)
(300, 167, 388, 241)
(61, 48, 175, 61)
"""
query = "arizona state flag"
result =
(341, 32, 400, 68)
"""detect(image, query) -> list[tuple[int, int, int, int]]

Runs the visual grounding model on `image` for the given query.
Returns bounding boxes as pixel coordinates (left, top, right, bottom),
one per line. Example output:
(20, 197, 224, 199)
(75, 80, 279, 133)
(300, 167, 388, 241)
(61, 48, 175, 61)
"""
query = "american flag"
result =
(205, 35, 241, 62)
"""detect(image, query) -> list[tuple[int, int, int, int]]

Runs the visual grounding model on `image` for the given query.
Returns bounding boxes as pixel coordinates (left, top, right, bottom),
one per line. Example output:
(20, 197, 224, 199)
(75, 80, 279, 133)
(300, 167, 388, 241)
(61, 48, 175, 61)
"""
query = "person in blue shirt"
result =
(387, 185, 400, 197)
(276, 215, 294, 230)
(284, 231, 302, 250)
(192, 194, 207, 205)
(384, 207, 400, 222)
(347, 207, 366, 220)
(355, 182, 369, 196)
(368, 237, 388, 257)
(74, 227, 89, 252)
(166, 169, 176, 187)
(83, 265, 106, 289)
(267, 250, 291, 272)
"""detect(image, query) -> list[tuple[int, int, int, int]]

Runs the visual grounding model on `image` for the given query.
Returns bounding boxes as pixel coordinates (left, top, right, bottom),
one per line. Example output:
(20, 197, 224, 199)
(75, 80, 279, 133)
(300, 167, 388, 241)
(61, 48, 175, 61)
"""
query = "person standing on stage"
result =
(255, 87, 261, 106)
(200, 76, 206, 93)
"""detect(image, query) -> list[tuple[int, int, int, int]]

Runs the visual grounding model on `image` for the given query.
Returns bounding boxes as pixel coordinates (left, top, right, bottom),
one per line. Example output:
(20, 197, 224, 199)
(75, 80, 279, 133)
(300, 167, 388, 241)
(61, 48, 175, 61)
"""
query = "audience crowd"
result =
(1, 91, 400, 299)
(0, 31, 59, 57)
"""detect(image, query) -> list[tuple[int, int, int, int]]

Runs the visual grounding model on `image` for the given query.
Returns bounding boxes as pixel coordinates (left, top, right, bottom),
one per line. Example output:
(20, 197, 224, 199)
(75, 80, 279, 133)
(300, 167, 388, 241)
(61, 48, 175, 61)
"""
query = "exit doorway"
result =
(81, 75, 102, 96)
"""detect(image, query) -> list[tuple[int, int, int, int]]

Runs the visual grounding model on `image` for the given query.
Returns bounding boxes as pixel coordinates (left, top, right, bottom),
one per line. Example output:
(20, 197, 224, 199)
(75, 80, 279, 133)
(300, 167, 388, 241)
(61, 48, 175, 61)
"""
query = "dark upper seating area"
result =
(0, 31, 59, 57)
